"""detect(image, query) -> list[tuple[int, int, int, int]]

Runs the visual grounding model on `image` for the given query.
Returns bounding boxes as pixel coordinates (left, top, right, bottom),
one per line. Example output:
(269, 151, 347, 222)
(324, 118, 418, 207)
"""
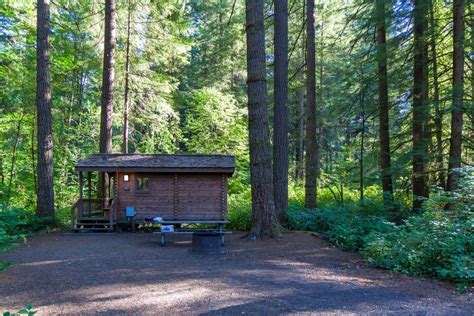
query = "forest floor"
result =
(0, 231, 472, 315)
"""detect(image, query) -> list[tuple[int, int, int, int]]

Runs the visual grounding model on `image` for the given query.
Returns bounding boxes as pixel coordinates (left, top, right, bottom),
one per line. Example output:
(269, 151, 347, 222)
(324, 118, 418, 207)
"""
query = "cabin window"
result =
(136, 176, 149, 192)
(123, 174, 129, 182)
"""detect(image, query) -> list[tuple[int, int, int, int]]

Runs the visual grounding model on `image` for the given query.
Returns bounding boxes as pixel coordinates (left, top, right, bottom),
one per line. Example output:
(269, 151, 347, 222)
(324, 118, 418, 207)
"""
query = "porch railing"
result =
(70, 198, 117, 230)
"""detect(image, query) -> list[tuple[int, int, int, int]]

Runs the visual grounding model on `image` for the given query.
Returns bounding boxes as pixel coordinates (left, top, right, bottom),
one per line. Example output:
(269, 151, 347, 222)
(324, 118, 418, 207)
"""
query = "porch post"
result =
(109, 173, 113, 231)
(112, 171, 118, 231)
(87, 171, 92, 199)
(79, 171, 84, 219)
(87, 171, 92, 214)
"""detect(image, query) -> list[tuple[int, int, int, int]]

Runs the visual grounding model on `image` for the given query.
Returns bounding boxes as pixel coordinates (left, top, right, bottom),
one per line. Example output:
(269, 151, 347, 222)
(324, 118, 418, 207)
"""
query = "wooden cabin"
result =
(71, 154, 235, 232)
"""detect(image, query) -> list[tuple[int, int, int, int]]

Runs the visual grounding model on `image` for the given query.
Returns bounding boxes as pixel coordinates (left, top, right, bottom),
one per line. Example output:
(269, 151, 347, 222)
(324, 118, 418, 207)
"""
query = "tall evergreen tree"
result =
(273, 0, 289, 218)
(99, 0, 116, 155)
(412, 0, 429, 210)
(245, 0, 281, 238)
(447, 0, 465, 192)
(305, 0, 317, 209)
(36, 0, 55, 217)
(376, 0, 394, 202)
(123, 0, 132, 154)
(429, 0, 445, 189)
(98, 0, 116, 196)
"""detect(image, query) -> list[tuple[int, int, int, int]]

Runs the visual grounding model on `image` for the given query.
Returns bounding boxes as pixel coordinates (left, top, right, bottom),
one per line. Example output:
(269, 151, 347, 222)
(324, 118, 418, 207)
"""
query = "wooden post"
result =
(221, 174, 226, 220)
(87, 171, 91, 214)
(114, 171, 118, 224)
(173, 173, 178, 220)
(70, 202, 75, 230)
(79, 171, 83, 219)
(87, 172, 92, 199)
(109, 173, 114, 231)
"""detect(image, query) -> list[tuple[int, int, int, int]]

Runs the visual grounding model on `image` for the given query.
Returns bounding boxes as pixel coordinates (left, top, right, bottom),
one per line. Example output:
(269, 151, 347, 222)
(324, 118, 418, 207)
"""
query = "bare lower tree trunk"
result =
(317, 19, 323, 180)
(429, 0, 445, 189)
(359, 92, 365, 201)
(305, 0, 318, 209)
(100, 0, 116, 154)
(376, 0, 394, 202)
(246, 0, 281, 238)
(295, 2, 306, 181)
(123, 0, 132, 154)
(36, 0, 55, 217)
(412, 0, 429, 211)
(296, 86, 305, 180)
(273, 0, 289, 218)
(99, 0, 116, 197)
(470, 3, 474, 152)
(447, 0, 465, 192)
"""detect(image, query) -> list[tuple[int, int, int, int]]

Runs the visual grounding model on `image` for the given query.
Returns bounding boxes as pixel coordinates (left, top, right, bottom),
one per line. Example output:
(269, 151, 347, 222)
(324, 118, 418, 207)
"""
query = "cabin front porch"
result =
(70, 171, 118, 232)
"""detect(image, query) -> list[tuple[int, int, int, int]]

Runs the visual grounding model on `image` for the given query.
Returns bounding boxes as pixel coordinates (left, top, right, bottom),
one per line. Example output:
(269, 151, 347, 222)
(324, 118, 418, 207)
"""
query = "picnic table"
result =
(152, 220, 230, 246)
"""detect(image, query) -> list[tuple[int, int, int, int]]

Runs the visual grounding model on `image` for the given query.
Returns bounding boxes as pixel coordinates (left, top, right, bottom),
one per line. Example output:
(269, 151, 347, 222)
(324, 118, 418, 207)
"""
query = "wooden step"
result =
(73, 227, 114, 233)
(78, 218, 110, 224)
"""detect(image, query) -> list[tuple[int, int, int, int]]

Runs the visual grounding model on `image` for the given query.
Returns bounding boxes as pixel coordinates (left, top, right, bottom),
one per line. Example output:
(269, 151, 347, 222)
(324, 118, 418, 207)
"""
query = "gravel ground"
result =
(0, 231, 472, 315)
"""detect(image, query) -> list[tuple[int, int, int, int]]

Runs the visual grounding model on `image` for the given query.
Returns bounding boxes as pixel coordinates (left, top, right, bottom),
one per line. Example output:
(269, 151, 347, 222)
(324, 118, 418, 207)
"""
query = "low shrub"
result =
(286, 202, 396, 251)
(362, 210, 473, 288)
(0, 206, 55, 255)
(286, 187, 474, 287)
(227, 189, 252, 231)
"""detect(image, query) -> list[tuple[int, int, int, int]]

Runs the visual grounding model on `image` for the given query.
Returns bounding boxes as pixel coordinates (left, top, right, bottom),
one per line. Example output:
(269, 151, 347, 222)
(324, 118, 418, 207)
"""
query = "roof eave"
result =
(74, 166, 235, 175)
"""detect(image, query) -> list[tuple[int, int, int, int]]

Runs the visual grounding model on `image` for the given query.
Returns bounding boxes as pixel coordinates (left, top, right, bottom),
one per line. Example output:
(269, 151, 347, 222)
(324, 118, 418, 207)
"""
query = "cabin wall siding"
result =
(117, 172, 227, 221)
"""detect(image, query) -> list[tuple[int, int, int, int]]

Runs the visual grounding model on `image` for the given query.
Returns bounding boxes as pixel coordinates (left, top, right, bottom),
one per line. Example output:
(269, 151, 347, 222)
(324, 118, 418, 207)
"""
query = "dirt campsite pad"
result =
(0, 231, 472, 315)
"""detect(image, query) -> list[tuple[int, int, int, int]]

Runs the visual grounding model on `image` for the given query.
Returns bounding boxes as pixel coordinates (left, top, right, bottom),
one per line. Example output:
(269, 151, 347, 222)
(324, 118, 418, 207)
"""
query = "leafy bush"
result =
(286, 175, 474, 287)
(286, 202, 395, 251)
(363, 168, 474, 287)
(363, 210, 473, 287)
(0, 206, 55, 262)
(227, 189, 252, 231)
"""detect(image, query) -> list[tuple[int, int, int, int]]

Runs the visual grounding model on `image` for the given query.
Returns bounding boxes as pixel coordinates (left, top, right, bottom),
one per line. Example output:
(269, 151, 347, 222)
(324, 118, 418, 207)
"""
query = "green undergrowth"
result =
(0, 206, 57, 270)
(285, 190, 473, 289)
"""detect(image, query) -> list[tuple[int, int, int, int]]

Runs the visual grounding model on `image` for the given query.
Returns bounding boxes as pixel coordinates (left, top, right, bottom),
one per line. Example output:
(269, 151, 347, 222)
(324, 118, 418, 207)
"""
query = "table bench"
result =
(152, 220, 230, 246)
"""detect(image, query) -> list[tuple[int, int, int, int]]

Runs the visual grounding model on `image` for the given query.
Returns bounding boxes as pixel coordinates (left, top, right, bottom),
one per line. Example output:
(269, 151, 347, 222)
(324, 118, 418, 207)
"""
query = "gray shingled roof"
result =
(75, 154, 235, 173)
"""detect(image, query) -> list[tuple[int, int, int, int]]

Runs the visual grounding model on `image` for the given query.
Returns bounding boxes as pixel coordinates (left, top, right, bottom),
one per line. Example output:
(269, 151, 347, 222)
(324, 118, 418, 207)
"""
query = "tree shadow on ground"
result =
(0, 232, 471, 314)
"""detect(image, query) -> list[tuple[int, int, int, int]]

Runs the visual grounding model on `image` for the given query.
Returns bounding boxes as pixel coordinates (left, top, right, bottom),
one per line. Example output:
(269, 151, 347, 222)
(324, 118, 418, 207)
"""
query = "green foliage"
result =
(0, 207, 56, 269)
(286, 202, 396, 251)
(3, 305, 37, 316)
(363, 210, 473, 287)
(363, 167, 474, 287)
(226, 188, 252, 231)
(286, 175, 474, 286)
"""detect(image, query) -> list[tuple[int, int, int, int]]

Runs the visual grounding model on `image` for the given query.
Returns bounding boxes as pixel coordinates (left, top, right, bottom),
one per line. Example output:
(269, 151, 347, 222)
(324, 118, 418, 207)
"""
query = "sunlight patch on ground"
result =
(19, 259, 68, 267)
(44, 279, 261, 314)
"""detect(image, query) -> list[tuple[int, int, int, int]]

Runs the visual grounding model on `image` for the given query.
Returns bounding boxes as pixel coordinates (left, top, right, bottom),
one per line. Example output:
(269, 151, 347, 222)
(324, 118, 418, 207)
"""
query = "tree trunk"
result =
(123, 0, 132, 154)
(317, 19, 323, 180)
(296, 86, 305, 180)
(412, 0, 429, 210)
(99, 0, 116, 197)
(100, 0, 116, 154)
(429, 0, 445, 189)
(446, 0, 465, 192)
(359, 92, 365, 201)
(376, 0, 394, 201)
(305, 0, 318, 209)
(36, 0, 55, 217)
(273, 0, 289, 218)
(245, 0, 281, 238)
(471, 2, 474, 151)
(295, 1, 306, 181)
